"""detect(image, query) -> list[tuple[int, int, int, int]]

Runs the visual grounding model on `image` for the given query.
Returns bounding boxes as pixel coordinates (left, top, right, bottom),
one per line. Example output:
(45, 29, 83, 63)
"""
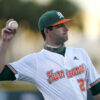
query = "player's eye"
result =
(54, 24, 65, 28)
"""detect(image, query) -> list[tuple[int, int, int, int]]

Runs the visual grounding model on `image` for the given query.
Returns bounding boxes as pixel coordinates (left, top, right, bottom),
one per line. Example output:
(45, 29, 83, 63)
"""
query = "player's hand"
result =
(1, 19, 18, 42)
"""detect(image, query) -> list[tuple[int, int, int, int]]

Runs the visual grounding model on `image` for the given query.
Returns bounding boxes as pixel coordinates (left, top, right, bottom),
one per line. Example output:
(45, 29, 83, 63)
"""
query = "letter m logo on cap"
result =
(57, 12, 64, 18)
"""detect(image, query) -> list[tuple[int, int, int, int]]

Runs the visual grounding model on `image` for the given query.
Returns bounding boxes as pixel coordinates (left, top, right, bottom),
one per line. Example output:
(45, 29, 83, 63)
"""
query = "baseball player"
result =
(0, 10, 100, 100)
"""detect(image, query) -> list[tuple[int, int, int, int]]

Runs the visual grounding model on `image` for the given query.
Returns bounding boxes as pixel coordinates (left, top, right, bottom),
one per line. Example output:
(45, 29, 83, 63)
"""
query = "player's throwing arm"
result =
(0, 19, 18, 72)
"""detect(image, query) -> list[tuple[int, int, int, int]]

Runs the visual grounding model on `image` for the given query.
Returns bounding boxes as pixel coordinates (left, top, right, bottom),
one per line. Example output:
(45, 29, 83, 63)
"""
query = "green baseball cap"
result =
(38, 10, 72, 31)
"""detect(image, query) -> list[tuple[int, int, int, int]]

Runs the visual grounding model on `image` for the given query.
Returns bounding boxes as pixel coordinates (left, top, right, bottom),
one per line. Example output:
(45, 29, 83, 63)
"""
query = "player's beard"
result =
(50, 32, 68, 45)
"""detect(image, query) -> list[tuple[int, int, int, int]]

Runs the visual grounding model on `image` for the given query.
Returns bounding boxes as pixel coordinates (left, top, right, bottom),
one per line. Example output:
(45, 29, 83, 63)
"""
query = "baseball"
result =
(7, 20, 18, 29)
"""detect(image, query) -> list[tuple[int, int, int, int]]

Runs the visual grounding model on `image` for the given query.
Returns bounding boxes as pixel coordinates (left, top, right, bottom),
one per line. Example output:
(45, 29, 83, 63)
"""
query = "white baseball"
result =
(7, 21, 18, 29)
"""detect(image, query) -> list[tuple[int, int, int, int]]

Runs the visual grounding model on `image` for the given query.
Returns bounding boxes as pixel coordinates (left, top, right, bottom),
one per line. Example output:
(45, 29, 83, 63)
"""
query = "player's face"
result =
(48, 23, 69, 45)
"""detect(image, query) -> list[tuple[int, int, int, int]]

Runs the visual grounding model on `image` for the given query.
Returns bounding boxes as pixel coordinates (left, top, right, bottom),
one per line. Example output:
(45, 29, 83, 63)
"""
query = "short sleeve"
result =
(7, 53, 37, 81)
(82, 49, 100, 89)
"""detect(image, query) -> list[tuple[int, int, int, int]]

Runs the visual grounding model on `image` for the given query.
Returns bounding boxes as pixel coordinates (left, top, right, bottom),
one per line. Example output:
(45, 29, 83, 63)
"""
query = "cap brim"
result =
(51, 19, 72, 26)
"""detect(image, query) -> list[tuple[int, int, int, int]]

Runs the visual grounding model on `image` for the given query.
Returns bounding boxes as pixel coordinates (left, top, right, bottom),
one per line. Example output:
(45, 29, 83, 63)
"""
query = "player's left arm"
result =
(89, 81, 100, 99)
(81, 49, 100, 97)
(94, 94, 100, 100)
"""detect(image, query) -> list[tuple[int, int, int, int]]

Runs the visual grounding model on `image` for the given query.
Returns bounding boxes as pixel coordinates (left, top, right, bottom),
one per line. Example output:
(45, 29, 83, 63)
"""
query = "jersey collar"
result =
(43, 44, 66, 56)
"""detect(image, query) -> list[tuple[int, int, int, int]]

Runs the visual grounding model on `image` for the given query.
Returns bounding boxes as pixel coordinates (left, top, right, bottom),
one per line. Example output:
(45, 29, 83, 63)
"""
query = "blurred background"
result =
(0, 0, 100, 100)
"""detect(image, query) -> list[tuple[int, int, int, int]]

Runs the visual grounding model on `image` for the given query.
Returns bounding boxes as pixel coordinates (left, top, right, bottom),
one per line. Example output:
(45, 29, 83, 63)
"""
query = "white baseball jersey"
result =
(7, 47, 100, 100)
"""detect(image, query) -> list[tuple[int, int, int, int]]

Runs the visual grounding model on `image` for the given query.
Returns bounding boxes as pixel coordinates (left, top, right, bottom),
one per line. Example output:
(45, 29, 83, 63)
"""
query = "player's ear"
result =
(44, 28, 48, 34)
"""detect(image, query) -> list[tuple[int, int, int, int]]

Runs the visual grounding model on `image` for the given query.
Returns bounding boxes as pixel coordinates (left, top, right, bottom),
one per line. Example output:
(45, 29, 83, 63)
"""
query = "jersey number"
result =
(78, 78, 86, 91)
